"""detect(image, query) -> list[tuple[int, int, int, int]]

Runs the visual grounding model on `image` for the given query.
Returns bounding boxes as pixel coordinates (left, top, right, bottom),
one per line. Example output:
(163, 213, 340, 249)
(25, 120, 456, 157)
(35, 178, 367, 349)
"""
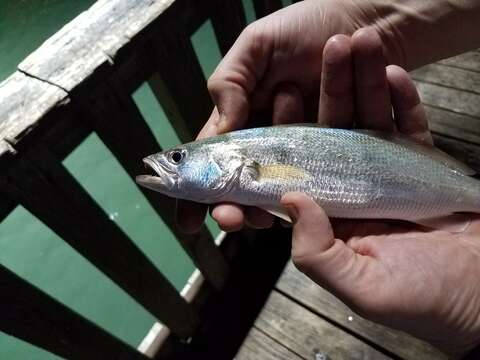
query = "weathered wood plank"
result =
(236, 327, 303, 360)
(0, 264, 148, 360)
(412, 63, 480, 94)
(433, 134, 480, 172)
(252, 0, 284, 18)
(256, 290, 391, 360)
(0, 148, 199, 338)
(84, 82, 229, 290)
(438, 51, 480, 73)
(209, 0, 247, 55)
(0, 72, 68, 149)
(276, 262, 446, 360)
(426, 105, 480, 146)
(148, 25, 212, 140)
(18, 0, 176, 91)
(415, 80, 480, 118)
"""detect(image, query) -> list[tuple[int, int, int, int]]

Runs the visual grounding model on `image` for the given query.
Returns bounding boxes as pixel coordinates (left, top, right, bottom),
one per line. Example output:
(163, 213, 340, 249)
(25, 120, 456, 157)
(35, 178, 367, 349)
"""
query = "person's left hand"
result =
(279, 30, 480, 356)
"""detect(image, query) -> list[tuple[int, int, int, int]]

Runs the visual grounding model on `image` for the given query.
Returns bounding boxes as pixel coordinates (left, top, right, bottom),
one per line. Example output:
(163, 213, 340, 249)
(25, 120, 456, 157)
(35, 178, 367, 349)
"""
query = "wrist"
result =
(348, 0, 480, 70)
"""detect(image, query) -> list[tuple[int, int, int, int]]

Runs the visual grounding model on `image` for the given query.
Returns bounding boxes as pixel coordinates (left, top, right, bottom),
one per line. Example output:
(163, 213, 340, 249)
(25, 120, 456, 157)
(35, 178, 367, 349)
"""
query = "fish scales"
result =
(136, 126, 480, 222)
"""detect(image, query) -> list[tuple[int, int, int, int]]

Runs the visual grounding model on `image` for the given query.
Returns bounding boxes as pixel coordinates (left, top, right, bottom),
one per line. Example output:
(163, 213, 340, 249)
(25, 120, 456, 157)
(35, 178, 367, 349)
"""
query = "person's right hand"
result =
(177, 0, 408, 233)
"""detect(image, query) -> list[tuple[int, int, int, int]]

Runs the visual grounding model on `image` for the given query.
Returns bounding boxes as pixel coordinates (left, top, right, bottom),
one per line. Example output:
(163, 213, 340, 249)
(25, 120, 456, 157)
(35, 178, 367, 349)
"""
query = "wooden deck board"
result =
(235, 327, 303, 360)
(250, 291, 391, 360)
(277, 262, 446, 360)
(438, 52, 480, 72)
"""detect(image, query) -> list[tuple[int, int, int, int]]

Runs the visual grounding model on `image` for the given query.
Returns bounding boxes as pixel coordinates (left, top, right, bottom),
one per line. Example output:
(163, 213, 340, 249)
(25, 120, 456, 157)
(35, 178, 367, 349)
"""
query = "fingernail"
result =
(283, 204, 298, 224)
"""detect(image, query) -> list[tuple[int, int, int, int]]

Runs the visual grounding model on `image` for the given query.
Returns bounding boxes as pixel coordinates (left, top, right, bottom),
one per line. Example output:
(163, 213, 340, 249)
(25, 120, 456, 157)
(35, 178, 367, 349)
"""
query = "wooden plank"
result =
(255, 290, 391, 360)
(84, 82, 229, 290)
(209, 0, 247, 55)
(415, 80, 480, 118)
(252, 0, 284, 18)
(438, 51, 480, 73)
(148, 25, 212, 140)
(0, 148, 199, 338)
(426, 105, 480, 146)
(433, 134, 480, 172)
(236, 327, 303, 360)
(0, 264, 148, 360)
(412, 63, 480, 94)
(276, 262, 446, 360)
(18, 0, 176, 91)
(0, 72, 68, 149)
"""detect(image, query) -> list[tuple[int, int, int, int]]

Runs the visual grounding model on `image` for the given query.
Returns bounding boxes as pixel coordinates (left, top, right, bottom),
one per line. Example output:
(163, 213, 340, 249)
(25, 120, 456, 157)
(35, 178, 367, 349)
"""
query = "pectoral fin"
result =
(413, 214, 472, 233)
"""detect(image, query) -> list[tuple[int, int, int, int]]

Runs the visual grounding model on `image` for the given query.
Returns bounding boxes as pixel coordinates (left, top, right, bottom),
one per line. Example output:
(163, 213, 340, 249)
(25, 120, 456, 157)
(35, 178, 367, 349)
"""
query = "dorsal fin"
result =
(356, 130, 476, 176)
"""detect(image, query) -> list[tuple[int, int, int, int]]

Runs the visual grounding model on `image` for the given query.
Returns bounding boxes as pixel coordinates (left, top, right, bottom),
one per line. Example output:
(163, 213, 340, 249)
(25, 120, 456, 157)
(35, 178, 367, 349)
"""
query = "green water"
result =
(0, 0, 291, 358)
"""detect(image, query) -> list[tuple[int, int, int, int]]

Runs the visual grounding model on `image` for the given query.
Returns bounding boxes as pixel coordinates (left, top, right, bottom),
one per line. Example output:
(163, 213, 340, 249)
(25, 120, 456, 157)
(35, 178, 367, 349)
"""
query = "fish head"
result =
(135, 142, 244, 203)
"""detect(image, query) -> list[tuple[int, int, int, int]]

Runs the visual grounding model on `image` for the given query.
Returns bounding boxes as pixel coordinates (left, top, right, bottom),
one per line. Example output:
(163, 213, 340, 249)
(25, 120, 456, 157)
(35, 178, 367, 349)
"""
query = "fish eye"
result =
(168, 150, 185, 164)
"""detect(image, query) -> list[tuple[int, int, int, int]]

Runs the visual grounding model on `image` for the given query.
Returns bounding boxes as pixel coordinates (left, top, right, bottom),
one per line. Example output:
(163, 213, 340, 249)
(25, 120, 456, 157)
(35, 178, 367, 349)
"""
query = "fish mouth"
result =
(135, 157, 177, 192)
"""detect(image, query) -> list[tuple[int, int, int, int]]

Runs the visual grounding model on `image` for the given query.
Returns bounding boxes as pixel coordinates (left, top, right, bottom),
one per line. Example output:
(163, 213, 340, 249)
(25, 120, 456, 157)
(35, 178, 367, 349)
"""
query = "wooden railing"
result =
(0, 1, 293, 359)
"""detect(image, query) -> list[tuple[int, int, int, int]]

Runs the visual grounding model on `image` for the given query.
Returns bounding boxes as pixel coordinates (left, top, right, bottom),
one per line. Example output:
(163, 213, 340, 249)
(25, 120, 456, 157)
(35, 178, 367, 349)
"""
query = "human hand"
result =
(177, 0, 410, 233)
(177, 0, 480, 233)
(269, 28, 480, 358)
(282, 194, 480, 357)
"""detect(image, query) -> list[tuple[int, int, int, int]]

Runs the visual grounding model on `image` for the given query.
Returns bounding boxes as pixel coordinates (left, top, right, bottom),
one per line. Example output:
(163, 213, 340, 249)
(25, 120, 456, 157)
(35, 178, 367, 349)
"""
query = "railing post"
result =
(252, 0, 283, 18)
(0, 147, 199, 338)
(209, 0, 247, 55)
(0, 264, 148, 360)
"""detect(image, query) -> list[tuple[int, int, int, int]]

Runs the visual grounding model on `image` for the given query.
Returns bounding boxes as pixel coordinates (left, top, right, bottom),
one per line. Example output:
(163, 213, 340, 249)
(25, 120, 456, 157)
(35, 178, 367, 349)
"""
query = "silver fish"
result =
(136, 125, 480, 225)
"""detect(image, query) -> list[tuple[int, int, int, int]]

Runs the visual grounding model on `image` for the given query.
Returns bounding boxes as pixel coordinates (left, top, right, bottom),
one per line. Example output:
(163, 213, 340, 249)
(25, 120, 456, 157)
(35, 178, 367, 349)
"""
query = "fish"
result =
(135, 125, 480, 229)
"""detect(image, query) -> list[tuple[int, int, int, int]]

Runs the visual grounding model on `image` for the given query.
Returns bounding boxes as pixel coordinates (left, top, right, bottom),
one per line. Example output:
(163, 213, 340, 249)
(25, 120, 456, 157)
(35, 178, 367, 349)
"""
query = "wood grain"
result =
(415, 80, 480, 118)
(412, 63, 480, 94)
(276, 262, 447, 360)
(438, 52, 480, 73)
(255, 290, 391, 360)
(236, 327, 303, 360)
(18, 0, 176, 91)
(0, 72, 67, 150)
(426, 105, 480, 146)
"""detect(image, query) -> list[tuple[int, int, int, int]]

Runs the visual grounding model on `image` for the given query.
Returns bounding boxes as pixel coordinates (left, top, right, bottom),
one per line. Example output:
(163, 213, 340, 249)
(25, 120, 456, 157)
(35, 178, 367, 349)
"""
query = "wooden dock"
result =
(237, 52, 480, 360)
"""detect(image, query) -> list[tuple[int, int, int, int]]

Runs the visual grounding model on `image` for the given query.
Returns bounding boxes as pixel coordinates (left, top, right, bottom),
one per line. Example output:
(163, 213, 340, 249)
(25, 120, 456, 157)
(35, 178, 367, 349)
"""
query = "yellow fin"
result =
(256, 164, 312, 182)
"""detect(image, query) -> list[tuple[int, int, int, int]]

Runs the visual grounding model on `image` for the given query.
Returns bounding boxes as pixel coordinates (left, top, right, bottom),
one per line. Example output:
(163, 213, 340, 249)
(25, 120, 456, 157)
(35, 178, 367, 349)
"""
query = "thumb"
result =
(281, 192, 372, 302)
(201, 23, 272, 136)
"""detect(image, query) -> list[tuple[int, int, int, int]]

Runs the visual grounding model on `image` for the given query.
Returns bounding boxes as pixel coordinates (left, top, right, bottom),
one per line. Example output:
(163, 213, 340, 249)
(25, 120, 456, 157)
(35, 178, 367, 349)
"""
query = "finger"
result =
(245, 207, 275, 229)
(387, 65, 433, 144)
(176, 200, 208, 234)
(272, 83, 304, 125)
(352, 27, 393, 131)
(211, 203, 245, 232)
(205, 22, 273, 135)
(318, 34, 354, 128)
(281, 192, 377, 304)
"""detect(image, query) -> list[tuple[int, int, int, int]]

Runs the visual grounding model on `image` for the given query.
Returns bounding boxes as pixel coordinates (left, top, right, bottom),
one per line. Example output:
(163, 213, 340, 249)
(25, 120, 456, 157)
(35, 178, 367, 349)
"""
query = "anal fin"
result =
(261, 207, 292, 223)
